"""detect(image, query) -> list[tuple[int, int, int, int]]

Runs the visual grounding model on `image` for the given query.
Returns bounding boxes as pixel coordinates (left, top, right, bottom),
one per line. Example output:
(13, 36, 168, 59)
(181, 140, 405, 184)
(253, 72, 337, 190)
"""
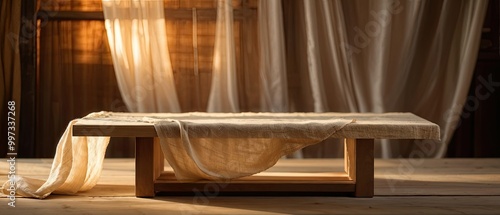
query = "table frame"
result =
(135, 137, 374, 198)
(74, 112, 440, 198)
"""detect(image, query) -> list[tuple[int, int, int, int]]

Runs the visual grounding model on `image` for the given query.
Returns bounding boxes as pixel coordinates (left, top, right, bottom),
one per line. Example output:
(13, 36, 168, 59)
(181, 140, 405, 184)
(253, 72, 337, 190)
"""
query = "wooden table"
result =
(72, 112, 440, 198)
(1, 158, 499, 214)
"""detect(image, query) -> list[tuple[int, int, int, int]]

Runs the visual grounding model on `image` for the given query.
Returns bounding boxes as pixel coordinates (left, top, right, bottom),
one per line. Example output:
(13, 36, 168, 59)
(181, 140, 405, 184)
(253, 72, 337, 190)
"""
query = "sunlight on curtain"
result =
(99, 0, 488, 158)
(295, 0, 488, 158)
(207, 0, 239, 112)
(344, 0, 487, 158)
(103, 0, 180, 112)
(258, 0, 288, 112)
(302, 0, 358, 113)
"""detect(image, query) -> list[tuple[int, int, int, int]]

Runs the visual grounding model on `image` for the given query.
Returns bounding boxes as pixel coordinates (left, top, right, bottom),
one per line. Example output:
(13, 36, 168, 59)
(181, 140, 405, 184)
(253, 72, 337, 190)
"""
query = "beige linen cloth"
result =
(1, 112, 353, 198)
(1, 114, 110, 199)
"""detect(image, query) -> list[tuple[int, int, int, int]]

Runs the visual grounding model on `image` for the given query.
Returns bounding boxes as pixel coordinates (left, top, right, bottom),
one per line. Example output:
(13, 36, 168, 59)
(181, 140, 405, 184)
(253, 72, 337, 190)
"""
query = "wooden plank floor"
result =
(1, 158, 500, 214)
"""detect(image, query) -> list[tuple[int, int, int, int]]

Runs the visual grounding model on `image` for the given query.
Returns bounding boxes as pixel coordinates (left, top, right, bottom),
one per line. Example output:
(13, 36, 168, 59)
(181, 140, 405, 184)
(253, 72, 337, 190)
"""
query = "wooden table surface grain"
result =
(1, 158, 499, 214)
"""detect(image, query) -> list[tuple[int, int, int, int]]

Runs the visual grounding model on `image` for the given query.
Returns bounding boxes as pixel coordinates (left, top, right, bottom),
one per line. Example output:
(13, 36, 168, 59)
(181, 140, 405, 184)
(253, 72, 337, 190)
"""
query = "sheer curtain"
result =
(207, 0, 288, 113)
(207, 0, 239, 112)
(103, 0, 180, 113)
(103, 0, 488, 158)
(292, 0, 488, 158)
(258, 0, 288, 112)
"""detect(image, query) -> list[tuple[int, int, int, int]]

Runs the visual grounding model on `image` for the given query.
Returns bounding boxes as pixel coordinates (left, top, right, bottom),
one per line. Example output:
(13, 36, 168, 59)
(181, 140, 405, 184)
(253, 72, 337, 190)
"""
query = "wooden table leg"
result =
(345, 138, 374, 197)
(135, 137, 163, 197)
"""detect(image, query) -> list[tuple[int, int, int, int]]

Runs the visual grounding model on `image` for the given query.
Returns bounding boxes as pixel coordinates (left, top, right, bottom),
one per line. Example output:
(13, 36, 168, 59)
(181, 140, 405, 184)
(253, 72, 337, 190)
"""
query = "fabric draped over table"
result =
(150, 114, 353, 180)
(1, 112, 353, 198)
(1, 113, 110, 199)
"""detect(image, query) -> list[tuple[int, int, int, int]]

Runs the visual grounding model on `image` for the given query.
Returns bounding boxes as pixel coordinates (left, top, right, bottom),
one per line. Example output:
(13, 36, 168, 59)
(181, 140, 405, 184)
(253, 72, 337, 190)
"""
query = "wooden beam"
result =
(19, 0, 37, 158)
(353, 139, 374, 197)
(154, 179, 356, 194)
(344, 138, 356, 180)
(135, 137, 160, 197)
(36, 9, 257, 21)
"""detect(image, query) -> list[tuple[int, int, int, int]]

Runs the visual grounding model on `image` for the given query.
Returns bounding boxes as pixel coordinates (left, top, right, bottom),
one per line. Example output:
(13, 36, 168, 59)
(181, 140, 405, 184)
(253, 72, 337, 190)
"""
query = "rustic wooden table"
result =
(72, 112, 440, 197)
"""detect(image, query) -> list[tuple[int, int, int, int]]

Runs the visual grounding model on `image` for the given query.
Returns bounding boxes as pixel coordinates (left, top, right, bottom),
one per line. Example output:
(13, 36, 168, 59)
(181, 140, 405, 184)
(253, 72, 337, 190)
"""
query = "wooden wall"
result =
(447, 0, 500, 157)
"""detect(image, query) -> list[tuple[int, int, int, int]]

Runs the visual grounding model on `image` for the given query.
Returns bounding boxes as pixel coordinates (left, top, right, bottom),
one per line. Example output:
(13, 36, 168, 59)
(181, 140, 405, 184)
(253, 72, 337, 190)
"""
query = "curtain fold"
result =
(258, 0, 288, 112)
(207, 0, 239, 112)
(433, 0, 489, 157)
(103, 0, 180, 113)
(302, 0, 360, 113)
(303, 0, 329, 112)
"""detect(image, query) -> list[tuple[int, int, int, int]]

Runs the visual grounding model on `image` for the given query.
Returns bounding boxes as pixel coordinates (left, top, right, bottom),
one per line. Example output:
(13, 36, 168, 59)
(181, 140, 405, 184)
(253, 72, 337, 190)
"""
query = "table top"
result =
(73, 112, 440, 140)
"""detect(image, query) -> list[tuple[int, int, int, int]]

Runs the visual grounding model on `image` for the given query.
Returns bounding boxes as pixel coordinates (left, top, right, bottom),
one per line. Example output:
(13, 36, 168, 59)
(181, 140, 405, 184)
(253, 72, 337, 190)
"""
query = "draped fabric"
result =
(301, 0, 356, 113)
(258, 0, 289, 113)
(102, 0, 180, 112)
(0, 0, 22, 157)
(291, 0, 488, 158)
(0, 111, 351, 198)
(150, 113, 353, 180)
(206, 0, 239, 112)
(103, 0, 487, 158)
(2, 118, 110, 199)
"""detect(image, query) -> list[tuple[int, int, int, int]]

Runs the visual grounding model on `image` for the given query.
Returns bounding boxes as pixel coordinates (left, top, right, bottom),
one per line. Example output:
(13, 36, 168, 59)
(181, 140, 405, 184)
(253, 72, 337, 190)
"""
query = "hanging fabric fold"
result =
(207, 0, 240, 112)
(297, 0, 488, 158)
(103, 0, 180, 113)
(1, 116, 110, 199)
(432, 0, 489, 157)
(146, 113, 355, 181)
(258, 0, 288, 112)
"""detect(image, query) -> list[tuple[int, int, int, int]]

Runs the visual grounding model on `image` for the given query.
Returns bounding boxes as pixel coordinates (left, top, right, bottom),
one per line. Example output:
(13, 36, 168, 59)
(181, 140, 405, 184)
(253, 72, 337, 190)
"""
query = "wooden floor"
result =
(1, 158, 500, 214)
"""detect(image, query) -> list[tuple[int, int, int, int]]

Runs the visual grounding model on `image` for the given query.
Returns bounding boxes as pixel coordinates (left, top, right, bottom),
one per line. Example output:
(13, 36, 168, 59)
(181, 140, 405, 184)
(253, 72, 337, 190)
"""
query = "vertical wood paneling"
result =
(37, 20, 134, 158)
(19, 0, 37, 158)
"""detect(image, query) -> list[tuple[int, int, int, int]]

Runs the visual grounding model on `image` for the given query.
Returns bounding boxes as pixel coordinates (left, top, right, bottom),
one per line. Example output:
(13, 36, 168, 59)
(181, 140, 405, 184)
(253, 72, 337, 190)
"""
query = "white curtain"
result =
(103, 0, 488, 158)
(294, 0, 488, 158)
(207, 0, 289, 114)
(207, 0, 239, 112)
(103, 0, 180, 112)
(258, 0, 289, 112)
